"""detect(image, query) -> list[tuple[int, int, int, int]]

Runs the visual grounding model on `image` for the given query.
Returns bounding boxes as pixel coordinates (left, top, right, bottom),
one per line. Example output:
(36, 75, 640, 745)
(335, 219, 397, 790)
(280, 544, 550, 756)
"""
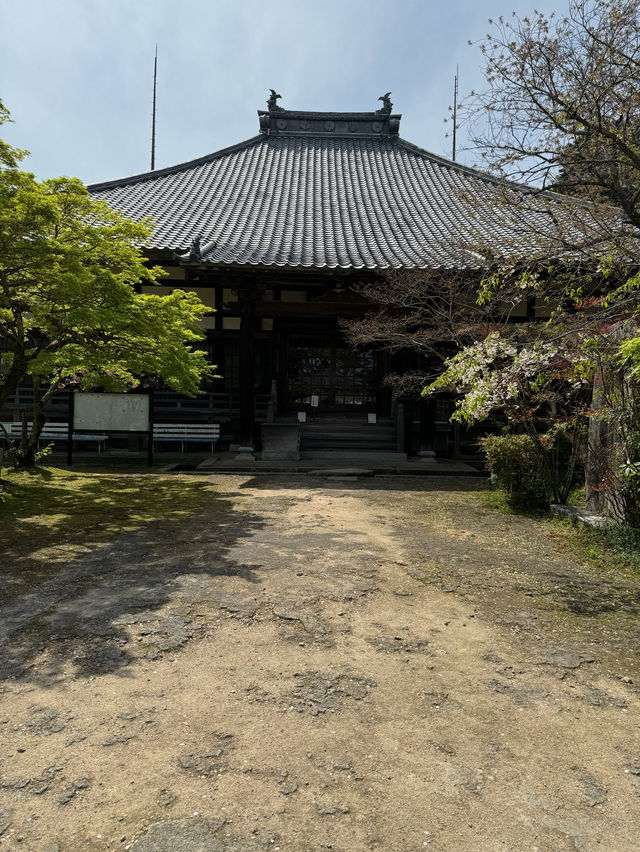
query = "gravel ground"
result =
(0, 474, 639, 851)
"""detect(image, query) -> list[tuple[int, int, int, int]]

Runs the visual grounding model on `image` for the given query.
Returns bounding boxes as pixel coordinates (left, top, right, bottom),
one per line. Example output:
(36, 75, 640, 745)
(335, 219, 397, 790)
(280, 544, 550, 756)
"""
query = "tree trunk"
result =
(585, 375, 610, 515)
(15, 379, 47, 468)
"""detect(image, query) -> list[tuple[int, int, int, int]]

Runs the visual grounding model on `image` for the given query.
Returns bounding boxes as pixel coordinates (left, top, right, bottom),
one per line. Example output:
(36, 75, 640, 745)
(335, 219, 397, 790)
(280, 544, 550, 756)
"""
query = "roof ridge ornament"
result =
(377, 92, 393, 115)
(267, 89, 284, 111)
(257, 104, 401, 138)
(173, 234, 217, 264)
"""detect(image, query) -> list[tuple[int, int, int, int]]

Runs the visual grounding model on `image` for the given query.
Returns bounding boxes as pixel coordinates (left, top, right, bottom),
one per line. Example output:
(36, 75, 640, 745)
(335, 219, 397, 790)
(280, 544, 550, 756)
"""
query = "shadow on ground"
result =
(0, 479, 265, 687)
(537, 568, 640, 617)
(235, 473, 489, 494)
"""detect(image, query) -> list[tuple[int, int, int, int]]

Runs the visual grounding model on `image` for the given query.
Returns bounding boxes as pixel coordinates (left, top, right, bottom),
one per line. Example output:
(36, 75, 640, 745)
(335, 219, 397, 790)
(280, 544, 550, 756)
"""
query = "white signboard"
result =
(74, 393, 150, 432)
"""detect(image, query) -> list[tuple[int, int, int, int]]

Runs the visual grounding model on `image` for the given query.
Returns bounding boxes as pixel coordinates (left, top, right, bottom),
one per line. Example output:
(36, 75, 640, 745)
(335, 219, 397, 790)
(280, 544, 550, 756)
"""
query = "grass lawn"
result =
(0, 465, 212, 605)
(480, 485, 640, 578)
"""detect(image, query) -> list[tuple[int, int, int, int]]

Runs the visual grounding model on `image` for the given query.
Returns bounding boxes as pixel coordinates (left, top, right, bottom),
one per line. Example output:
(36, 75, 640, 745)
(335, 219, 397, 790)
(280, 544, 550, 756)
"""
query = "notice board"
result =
(73, 393, 150, 432)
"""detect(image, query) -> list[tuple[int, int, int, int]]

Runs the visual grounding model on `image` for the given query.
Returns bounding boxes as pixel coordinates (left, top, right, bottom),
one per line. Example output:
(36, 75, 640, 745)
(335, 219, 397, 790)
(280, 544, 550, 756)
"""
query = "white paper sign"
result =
(74, 393, 150, 432)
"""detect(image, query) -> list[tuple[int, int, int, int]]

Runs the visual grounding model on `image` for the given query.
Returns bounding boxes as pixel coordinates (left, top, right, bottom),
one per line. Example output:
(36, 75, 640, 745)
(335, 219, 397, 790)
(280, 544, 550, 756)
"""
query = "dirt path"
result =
(1, 475, 639, 851)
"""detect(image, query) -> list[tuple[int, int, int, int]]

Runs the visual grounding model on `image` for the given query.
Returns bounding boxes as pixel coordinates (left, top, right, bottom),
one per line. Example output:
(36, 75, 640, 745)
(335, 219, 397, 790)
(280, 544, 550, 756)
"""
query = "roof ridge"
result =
(397, 138, 577, 201)
(89, 132, 539, 195)
(397, 138, 528, 188)
(87, 135, 264, 191)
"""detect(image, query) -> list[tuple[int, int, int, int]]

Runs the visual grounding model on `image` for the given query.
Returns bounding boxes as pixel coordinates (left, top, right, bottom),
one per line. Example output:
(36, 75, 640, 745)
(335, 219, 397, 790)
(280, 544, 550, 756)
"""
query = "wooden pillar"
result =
(419, 397, 436, 453)
(452, 421, 462, 459)
(395, 402, 406, 453)
(238, 286, 257, 446)
(277, 330, 288, 415)
(404, 400, 414, 455)
(376, 351, 391, 416)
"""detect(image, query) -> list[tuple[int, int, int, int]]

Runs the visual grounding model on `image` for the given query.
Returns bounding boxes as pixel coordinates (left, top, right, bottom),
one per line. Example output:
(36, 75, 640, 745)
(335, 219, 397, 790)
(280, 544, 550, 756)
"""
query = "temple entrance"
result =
(287, 337, 377, 412)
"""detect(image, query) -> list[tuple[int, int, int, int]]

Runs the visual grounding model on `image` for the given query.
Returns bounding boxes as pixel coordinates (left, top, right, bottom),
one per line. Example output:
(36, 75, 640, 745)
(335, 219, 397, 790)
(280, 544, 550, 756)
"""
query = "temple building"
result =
(84, 94, 537, 458)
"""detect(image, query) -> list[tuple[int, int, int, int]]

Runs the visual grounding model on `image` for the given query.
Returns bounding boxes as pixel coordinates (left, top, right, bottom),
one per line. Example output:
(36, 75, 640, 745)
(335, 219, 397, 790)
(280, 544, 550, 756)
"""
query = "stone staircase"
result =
(299, 417, 406, 460)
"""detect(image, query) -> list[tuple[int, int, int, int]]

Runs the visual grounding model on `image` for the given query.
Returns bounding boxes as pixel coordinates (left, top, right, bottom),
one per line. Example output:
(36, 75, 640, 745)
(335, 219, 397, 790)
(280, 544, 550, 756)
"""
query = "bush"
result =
(480, 433, 551, 508)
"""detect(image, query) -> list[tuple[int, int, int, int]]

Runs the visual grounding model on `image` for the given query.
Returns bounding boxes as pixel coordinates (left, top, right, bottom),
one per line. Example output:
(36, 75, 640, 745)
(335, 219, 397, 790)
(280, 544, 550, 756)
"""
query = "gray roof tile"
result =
(88, 115, 555, 270)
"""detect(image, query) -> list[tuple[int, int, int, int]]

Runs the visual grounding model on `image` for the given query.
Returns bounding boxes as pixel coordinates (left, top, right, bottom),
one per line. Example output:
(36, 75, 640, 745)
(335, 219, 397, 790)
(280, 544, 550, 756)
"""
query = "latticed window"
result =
(288, 339, 376, 409)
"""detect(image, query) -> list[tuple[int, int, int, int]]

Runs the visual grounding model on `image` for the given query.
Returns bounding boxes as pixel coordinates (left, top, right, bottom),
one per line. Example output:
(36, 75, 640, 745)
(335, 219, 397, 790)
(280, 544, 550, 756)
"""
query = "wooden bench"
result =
(1, 422, 109, 453)
(153, 423, 220, 454)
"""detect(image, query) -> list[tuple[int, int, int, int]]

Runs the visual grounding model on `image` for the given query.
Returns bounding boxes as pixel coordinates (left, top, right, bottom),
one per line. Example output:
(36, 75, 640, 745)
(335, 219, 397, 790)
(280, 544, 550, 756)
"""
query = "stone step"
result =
(301, 441, 397, 452)
(301, 426, 395, 439)
(301, 434, 396, 445)
(301, 426, 396, 438)
(300, 450, 407, 461)
(301, 421, 394, 427)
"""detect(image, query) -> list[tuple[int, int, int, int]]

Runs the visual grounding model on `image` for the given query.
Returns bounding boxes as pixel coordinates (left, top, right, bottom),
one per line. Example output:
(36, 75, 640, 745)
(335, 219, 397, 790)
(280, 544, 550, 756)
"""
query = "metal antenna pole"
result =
(452, 65, 458, 162)
(151, 45, 157, 171)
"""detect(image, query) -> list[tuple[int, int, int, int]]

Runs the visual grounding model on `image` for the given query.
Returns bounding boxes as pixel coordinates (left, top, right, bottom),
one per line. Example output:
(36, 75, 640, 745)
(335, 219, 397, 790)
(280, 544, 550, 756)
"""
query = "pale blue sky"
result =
(0, 0, 569, 184)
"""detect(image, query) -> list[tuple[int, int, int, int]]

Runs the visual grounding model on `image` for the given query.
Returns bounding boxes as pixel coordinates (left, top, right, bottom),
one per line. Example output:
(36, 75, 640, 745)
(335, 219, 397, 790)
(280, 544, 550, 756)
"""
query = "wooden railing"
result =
(2, 386, 273, 424)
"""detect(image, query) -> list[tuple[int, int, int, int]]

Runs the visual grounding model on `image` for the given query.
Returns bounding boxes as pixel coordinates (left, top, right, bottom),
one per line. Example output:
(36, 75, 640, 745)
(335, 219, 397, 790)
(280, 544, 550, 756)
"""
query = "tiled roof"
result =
(88, 108, 554, 270)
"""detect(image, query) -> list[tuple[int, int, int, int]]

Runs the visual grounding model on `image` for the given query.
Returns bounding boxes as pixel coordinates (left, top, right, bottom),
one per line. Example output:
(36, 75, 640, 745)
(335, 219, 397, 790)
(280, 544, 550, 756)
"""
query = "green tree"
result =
(0, 103, 213, 466)
(427, 0, 640, 519)
(0, 99, 25, 169)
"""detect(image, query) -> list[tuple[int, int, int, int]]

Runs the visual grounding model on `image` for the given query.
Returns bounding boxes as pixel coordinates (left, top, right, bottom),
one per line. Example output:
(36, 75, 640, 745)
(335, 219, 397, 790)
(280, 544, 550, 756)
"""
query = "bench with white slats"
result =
(153, 423, 220, 453)
(1, 422, 109, 452)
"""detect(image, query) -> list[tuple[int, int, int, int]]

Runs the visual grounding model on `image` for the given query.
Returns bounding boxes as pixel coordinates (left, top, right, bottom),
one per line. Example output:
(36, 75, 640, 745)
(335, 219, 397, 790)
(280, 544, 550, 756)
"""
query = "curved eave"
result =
(87, 135, 265, 192)
(396, 138, 582, 205)
(151, 254, 485, 273)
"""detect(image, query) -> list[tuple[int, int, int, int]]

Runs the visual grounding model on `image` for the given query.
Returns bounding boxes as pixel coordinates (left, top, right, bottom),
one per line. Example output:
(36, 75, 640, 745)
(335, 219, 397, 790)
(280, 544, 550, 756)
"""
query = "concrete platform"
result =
(45, 448, 484, 477)
(194, 452, 483, 476)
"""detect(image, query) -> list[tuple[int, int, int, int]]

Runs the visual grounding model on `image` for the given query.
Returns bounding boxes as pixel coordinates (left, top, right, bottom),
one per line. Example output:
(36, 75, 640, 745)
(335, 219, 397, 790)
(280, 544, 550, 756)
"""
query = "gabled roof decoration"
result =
(257, 91, 400, 140)
(88, 96, 554, 271)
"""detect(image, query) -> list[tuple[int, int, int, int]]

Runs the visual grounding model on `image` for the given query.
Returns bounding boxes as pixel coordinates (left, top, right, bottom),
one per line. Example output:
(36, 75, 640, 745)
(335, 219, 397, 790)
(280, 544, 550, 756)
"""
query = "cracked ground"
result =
(0, 474, 639, 851)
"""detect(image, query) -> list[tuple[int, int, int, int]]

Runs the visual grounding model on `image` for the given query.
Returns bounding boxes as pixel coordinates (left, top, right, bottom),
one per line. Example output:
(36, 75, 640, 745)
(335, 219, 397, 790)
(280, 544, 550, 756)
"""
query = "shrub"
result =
(480, 433, 551, 508)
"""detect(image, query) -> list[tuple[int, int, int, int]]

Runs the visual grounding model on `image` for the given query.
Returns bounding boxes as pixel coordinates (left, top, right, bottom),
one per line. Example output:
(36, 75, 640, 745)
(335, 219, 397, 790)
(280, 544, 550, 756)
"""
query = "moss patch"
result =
(465, 489, 640, 652)
(0, 466, 214, 604)
(548, 518, 640, 578)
